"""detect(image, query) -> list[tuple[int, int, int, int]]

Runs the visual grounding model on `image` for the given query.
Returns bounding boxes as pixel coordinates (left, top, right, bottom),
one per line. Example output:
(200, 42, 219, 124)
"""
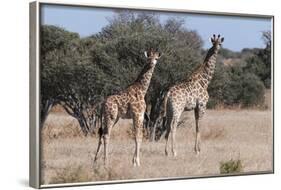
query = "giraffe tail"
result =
(98, 103, 103, 138)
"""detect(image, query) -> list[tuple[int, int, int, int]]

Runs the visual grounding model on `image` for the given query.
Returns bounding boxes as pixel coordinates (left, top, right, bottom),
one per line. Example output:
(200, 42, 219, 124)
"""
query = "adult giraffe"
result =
(163, 34, 224, 156)
(94, 49, 162, 166)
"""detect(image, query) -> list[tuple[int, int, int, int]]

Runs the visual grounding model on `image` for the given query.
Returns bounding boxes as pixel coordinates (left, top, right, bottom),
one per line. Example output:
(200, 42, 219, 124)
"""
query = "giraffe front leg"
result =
(133, 113, 144, 167)
(194, 104, 206, 154)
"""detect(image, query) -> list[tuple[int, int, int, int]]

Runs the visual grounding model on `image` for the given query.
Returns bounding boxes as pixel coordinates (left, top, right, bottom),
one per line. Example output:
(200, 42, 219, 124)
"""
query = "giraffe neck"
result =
(134, 62, 156, 96)
(198, 46, 218, 88)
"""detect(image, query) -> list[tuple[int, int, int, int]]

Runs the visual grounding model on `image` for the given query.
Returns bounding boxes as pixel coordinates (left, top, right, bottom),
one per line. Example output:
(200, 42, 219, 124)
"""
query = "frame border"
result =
(29, 0, 275, 188)
(30, 1, 40, 188)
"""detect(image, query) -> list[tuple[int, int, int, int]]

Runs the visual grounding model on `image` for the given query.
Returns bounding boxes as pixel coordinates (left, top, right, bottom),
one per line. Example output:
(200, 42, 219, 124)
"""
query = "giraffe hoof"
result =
(195, 149, 200, 155)
(133, 162, 140, 167)
(133, 157, 140, 167)
(103, 159, 109, 167)
(94, 156, 98, 162)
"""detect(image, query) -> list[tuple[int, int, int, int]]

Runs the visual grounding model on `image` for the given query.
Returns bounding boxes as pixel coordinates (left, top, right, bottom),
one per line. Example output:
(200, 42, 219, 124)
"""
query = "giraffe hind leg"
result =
(164, 116, 173, 156)
(170, 117, 178, 157)
(103, 117, 117, 166)
(102, 105, 118, 166)
(94, 127, 103, 162)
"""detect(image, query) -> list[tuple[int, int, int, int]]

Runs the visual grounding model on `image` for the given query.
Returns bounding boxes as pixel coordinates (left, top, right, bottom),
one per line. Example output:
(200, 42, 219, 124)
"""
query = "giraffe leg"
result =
(171, 117, 178, 157)
(103, 122, 113, 166)
(194, 104, 206, 154)
(94, 132, 102, 162)
(132, 112, 144, 167)
(194, 118, 201, 154)
(164, 117, 172, 156)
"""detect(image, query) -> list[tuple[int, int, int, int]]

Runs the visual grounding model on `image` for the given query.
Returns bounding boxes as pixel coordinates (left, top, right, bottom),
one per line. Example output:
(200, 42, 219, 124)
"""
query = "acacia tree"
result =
(40, 26, 103, 135)
(40, 25, 80, 127)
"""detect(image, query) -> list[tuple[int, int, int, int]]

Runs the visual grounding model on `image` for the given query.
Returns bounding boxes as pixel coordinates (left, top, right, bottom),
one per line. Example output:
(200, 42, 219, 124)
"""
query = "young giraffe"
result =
(94, 49, 162, 166)
(163, 34, 224, 156)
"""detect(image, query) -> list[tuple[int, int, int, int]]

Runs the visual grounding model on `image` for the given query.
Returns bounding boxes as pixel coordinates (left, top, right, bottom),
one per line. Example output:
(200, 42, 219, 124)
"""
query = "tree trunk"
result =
(148, 89, 169, 141)
(148, 95, 162, 141)
(40, 99, 54, 128)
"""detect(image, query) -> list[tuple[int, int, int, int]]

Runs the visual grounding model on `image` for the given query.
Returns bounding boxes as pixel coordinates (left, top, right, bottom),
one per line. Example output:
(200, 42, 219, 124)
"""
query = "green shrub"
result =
(209, 62, 266, 108)
(220, 159, 243, 174)
(206, 98, 218, 109)
(240, 73, 265, 107)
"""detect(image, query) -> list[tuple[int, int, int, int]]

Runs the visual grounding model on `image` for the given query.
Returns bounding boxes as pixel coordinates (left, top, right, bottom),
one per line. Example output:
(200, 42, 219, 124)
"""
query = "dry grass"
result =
(41, 109, 273, 185)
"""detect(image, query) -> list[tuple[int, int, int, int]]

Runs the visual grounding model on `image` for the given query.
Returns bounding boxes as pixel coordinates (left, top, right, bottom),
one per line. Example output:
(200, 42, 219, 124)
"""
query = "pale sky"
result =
(41, 4, 272, 51)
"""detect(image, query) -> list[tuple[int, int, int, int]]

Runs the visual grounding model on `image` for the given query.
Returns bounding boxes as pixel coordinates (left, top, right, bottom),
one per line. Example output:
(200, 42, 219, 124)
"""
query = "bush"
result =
(208, 61, 266, 108)
(207, 62, 231, 108)
(206, 98, 218, 109)
(243, 31, 271, 88)
(240, 73, 265, 107)
(220, 159, 243, 174)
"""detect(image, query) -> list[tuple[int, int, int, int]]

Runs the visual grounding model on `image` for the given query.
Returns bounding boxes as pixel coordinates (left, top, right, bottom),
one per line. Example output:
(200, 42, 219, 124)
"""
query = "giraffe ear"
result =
(144, 51, 148, 58)
(221, 37, 224, 43)
(210, 37, 214, 43)
(158, 52, 162, 58)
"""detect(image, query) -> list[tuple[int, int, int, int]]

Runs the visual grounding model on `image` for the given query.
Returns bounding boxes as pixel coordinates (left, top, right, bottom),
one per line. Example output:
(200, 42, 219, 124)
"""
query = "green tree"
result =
(240, 73, 265, 106)
(244, 31, 271, 88)
(40, 25, 80, 126)
(40, 26, 102, 134)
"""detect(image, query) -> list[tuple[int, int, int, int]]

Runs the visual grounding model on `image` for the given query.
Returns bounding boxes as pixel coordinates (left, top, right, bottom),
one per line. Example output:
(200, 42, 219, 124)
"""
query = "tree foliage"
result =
(40, 25, 101, 134)
(244, 31, 271, 88)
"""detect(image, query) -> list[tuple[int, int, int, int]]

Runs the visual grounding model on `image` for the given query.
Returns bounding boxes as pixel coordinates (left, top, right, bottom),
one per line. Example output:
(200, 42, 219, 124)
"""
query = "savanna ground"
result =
(40, 91, 273, 185)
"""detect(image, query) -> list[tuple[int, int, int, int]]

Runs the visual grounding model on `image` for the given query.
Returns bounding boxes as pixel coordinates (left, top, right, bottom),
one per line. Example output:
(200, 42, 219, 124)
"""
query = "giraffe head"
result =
(210, 34, 224, 50)
(144, 48, 162, 65)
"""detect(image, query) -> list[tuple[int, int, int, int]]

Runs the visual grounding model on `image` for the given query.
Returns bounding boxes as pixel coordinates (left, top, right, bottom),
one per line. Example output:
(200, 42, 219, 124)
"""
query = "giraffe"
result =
(163, 34, 224, 156)
(94, 49, 162, 166)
